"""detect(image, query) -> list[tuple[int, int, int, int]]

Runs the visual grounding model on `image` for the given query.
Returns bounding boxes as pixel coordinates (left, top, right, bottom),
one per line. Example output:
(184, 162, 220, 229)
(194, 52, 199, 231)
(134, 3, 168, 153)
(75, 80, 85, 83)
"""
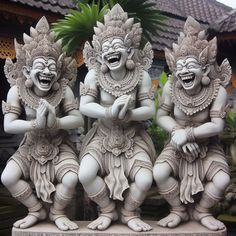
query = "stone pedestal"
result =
(12, 221, 226, 236)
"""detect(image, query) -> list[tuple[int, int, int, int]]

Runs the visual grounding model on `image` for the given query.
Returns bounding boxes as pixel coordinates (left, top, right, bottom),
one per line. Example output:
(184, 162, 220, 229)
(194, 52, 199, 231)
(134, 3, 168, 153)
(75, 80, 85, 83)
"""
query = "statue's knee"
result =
(78, 168, 96, 186)
(62, 171, 78, 189)
(1, 169, 19, 187)
(213, 171, 230, 191)
(153, 163, 170, 186)
(135, 169, 153, 192)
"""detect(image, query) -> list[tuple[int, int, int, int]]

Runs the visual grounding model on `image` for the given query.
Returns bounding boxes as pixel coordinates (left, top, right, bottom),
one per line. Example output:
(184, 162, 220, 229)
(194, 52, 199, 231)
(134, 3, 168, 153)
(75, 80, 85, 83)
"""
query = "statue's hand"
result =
(111, 95, 129, 118)
(41, 100, 57, 128)
(118, 95, 132, 119)
(171, 129, 187, 149)
(47, 104, 57, 129)
(36, 99, 48, 129)
(182, 142, 200, 159)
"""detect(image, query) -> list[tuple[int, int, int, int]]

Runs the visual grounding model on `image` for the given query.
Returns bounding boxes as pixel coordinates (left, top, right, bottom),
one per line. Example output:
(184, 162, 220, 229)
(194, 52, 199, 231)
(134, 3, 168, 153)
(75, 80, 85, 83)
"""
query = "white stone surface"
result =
(12, 221, 227, 236)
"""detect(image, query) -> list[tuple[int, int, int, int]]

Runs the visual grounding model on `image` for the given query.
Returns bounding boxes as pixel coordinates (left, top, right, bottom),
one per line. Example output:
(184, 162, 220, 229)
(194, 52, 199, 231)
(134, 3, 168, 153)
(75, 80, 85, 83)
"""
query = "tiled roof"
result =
(210, 9, 236, 33)
(8, 0, 232, 51)
(151, 0, 232, 50)
(171, 0, 231, 23)
(8, 0, 76, 15)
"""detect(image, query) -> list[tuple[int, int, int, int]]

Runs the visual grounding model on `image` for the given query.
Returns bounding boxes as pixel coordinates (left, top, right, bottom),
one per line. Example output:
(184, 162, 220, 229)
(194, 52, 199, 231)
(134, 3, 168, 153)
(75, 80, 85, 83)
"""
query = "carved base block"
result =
(12, 221, 226, 236)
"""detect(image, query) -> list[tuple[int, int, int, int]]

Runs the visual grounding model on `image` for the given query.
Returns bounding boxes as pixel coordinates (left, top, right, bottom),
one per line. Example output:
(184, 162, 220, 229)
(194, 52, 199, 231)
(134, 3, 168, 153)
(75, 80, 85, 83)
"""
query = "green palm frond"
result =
(53, 0, 167, 55)
(52, 2, 109, 55)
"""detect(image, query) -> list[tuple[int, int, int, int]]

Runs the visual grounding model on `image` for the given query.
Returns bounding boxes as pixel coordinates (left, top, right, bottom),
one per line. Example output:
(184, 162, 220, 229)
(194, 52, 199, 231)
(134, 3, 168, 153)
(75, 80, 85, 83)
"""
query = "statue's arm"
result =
(156, 80, 177, 133)
(3, 86, 32, 134)
(193, 85, 227, 139)
(128, 71, 155, 121)
(58, 86, 84, 130)
(80, 69, 107, 119)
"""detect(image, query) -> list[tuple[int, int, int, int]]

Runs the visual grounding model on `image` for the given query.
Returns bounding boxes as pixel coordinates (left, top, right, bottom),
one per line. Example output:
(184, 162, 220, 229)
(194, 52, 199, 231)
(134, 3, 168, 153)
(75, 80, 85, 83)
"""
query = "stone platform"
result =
(12, 221, 227, 236)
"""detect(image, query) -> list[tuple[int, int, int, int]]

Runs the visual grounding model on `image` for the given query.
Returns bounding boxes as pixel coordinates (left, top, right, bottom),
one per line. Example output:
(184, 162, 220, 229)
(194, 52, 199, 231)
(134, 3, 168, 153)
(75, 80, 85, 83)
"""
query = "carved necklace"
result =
(96, 66, 143, 97)
(16, 77, 67, 110)
(171, 77, 220, 116)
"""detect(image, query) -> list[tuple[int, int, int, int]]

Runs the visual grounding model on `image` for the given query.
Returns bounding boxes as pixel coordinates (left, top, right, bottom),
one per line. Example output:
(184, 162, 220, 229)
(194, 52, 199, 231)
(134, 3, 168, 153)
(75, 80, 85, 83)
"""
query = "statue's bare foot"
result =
(88, 215, 112, 230)
(14, 208, 47, 229)
(200, 216, 225, 231)
(54, 216, 78, 231)
(127, 218, 152, 232)
(158, 212, 188, 228)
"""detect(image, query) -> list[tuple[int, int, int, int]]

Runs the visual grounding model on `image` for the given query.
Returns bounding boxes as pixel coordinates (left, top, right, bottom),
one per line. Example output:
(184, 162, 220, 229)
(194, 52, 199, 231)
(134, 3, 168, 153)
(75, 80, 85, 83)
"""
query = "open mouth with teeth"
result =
(179, 72, 195, 88)
(37, 73, 54, 88)
(105, 53, 121, 67)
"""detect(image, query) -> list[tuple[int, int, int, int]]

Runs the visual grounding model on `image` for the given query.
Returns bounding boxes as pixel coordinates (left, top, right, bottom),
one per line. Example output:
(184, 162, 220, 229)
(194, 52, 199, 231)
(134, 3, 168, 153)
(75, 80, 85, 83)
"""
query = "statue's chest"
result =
(24, 104, 60, 120)
(99, 88, 137, 107)
(174, 106, 210, 126)
(24, 106, 36, 119)
(170, 77, 220, 116)
(96, 68, 141, 98)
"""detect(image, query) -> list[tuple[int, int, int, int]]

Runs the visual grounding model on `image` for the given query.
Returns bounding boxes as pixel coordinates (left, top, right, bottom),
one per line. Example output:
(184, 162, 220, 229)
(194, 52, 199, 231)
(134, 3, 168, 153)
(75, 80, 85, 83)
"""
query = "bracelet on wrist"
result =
(51, 118, 60, 130)
(185, 127, 195, 142)
(105, 107, 113, 119)
(31, 119, 38, 130)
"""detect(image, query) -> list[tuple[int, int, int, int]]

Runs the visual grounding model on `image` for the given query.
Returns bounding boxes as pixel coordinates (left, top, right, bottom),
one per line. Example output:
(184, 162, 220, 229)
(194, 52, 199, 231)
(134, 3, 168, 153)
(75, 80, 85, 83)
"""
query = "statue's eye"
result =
(49, 65, 56, 71)
(34, 64, 44, 70)
(113, 43, 124, 50)
(102, 47, 109, 52)
(187, 63, 199, 69)
(114, 44, 121, 49)
(176, 65, 183, 70)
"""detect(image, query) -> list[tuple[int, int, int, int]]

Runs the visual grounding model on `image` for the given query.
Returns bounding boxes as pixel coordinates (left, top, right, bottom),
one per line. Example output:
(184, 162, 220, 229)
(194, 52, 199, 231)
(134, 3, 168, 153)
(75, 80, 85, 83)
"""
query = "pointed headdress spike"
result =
(35, 16, 50, 34)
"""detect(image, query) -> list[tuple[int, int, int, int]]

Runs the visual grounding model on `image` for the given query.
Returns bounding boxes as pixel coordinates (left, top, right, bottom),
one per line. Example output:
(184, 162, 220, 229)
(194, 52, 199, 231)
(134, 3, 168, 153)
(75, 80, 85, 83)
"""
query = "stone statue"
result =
(1, 17, 84, 231)
(79, 4, 156, 232)
(153, 16, 232, 231)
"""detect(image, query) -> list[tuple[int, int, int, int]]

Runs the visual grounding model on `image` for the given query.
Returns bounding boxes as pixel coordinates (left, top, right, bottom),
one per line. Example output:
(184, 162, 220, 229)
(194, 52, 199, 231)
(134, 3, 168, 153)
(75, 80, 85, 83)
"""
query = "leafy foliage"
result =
(147, 72, 169, 155)
(223, 109, 236, 140)
(148, 122, 168, 156)
(52, 0, 167, 55)
(52, 2, 109, 54)
(154, 71, 168, 109)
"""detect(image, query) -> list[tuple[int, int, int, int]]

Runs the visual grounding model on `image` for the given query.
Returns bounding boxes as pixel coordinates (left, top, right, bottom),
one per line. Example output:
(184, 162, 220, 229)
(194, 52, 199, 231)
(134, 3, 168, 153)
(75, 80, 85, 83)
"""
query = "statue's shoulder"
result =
(84, 68, 98, 85)
(215, 84, 227, 102)
(7, 85, 19, 99)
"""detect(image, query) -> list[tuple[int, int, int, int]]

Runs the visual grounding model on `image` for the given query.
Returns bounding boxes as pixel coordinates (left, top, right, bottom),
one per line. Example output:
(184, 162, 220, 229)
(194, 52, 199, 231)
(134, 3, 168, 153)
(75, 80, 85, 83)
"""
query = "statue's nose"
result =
(43, 67, 50, 74)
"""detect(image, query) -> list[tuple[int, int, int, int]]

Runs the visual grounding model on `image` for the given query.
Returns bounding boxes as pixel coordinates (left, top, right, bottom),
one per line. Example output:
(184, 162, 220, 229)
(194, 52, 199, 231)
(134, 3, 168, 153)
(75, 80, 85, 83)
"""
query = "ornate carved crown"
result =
(4, 17, 77, 87)
(92, 4, 142, 50)
(17, 16, 62, 66)
(165, 16, 231, 87)
(165, 16, 217, 71)
(83, 4, 153, 71)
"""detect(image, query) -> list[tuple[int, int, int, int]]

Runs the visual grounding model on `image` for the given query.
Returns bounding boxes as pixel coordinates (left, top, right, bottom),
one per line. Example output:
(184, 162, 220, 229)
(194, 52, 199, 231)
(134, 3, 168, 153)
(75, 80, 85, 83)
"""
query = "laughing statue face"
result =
(28, 57, 58, 92)
(175, 57, 204, 91)
(101, 38, 129, 72)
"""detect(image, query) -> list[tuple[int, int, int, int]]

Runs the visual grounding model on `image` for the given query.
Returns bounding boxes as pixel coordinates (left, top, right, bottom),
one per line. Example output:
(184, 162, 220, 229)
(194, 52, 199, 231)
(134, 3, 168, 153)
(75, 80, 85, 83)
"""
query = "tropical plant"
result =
(224, 110, 236, 139)
(52, 2, 109, 54)
(52, 0, 167, 55)
(147, 72, 169, 155)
